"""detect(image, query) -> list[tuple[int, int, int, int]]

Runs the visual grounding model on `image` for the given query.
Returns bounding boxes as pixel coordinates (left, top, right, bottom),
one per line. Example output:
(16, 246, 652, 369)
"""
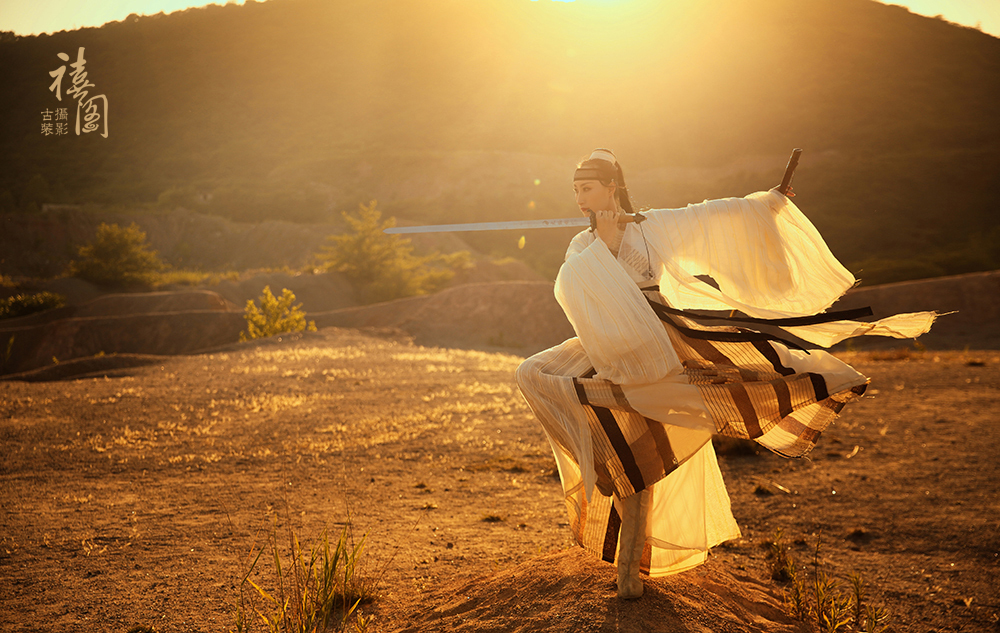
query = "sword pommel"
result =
(778, 148, 803, 196)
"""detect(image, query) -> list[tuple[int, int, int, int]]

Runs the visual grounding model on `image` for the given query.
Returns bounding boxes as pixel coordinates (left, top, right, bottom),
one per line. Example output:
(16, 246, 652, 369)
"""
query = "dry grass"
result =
(232, 508, 376, 633)
(766, 531, 891, 633)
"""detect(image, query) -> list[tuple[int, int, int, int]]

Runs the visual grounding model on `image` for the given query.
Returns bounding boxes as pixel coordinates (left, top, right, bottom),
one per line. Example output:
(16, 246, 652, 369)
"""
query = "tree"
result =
(68, 222, 165, 287)
(240, 286, 317, 341)
(320, 200, 470, 304)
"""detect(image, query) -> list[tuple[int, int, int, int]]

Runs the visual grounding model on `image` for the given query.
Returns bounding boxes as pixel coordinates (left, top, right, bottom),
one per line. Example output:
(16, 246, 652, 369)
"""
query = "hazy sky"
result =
(1, 0, 998, 38)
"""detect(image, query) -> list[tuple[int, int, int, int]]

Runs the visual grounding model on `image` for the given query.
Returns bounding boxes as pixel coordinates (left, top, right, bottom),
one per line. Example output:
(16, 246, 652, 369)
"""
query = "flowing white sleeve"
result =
(555, 231, 682, 385)
(643, 190, 937, 346)
(644, 190, 857, 317)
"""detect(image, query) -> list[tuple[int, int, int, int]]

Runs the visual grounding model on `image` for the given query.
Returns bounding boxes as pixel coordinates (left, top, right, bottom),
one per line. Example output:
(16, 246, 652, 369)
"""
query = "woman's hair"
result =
(574, 148, 635, 214)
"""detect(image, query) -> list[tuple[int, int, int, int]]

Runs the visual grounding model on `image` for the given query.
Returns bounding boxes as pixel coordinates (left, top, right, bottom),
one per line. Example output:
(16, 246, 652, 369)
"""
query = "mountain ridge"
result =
(1, 0, 998, 284)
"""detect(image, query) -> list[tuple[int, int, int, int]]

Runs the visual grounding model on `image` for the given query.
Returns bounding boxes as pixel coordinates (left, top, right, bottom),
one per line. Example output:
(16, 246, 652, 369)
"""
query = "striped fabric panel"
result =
(515, 339, 595, 464)
(569, 297, 869, 462)
(662, 319, 868, 458)
(639, 543, 653, 575)
(573, 377, 708, 499)
(566, 474, 656, 569)
(567, 482, 620, 562)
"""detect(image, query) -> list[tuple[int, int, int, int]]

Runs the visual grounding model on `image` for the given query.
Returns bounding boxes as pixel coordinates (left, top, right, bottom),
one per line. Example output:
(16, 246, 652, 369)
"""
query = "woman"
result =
(515, 149, 936, 599)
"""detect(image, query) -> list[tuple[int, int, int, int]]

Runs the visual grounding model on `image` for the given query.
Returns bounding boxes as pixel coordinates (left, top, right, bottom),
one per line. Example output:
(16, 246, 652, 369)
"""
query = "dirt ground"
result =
(1, 328, 998, 632)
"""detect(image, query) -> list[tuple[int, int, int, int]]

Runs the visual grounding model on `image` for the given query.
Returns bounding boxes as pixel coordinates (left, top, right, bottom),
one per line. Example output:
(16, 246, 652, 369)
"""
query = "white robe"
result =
(517, 189, 936, 576)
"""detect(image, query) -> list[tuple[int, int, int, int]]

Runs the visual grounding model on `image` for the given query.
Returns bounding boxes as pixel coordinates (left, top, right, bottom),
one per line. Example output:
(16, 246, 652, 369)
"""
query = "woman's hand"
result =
(593, 208, 624, 253)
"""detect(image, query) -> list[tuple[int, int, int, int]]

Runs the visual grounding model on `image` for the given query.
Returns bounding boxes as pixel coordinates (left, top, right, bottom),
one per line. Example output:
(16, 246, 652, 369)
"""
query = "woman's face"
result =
(573, 179, 617, 215)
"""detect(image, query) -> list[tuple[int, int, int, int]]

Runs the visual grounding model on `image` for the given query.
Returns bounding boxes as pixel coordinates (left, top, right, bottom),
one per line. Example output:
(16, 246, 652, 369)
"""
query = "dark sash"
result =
(640, 286, 873, 352)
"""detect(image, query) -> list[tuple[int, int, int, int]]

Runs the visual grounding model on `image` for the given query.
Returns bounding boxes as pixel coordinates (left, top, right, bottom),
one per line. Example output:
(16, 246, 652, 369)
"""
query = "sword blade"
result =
(384, 216, 591, 234)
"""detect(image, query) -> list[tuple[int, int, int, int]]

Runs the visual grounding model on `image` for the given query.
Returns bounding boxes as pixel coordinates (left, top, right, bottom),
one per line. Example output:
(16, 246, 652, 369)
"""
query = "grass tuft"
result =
(768, 530, 891, 632)
(231, 509, 376, 633)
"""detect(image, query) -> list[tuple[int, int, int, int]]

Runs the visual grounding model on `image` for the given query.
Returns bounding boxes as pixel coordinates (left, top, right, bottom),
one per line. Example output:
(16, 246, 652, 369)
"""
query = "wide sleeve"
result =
(643, 189, 938, 346)
(554, 232, 683, 385)
(642, 189, 857, 318)
(565, 229, 596, 261)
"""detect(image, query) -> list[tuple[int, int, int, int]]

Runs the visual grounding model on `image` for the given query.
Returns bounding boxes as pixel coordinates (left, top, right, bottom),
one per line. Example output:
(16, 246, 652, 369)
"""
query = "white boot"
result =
(616, 488, 650, 599)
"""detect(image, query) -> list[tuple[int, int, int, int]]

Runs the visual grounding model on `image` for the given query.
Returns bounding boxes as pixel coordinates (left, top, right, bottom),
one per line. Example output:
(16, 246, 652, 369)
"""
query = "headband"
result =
(574, 148, 620, 182)
(589, 148, 617, 163)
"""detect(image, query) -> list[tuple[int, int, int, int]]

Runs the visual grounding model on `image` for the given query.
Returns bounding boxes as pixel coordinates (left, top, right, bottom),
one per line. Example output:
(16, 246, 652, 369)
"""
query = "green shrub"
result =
(68, 222, 165, 287)
(240, 286, 317, 341)
(0, 291, 66, 320)
(319, 200, 470, 304)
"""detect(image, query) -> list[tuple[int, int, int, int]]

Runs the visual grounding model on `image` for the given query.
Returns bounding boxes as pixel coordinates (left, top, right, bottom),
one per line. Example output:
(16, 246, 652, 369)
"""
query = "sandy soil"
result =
(1, 328, 998, 632)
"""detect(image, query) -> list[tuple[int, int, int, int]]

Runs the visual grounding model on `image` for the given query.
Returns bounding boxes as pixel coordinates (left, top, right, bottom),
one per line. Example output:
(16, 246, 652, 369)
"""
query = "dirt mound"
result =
(311, 281, 573, 352)
(0, 311, 245, 377)
(36, 277, 105, 305)
(73, 290, 236, 316)
(0, 289, 245, 376)
(322, 270, 999, 354)
(2, 353, 166, 382)
(210, 271, 356, 313)
(447, 258, 546, 287)
(0, 289, 236, 329)
(834, 269, 1000, 349)
(383, 549, 806, 633)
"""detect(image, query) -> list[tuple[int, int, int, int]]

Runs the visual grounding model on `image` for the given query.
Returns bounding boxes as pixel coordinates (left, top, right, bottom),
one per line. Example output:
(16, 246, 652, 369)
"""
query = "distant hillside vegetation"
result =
(1, 0, 998, 284)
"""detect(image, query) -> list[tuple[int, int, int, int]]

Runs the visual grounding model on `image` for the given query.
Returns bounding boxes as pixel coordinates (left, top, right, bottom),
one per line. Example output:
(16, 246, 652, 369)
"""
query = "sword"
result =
(383, 212, 645, 234)
(384, 149, 803, 235)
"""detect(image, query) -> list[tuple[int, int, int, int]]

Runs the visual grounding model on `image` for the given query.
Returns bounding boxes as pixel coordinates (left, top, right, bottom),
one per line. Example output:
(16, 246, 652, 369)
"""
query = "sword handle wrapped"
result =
(587, 210, 647, 231)
(778, 148, 803, 195)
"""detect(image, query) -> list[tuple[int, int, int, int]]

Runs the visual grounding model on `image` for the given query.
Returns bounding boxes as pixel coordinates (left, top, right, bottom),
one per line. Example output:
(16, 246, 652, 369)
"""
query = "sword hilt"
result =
(586, 210, 647, 231)
(778, 148, 802, 195)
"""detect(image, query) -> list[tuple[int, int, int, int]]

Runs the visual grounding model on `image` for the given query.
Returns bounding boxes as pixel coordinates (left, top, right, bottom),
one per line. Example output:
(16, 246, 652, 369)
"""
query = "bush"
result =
(319, 200, 470, 304)
(0, 291, 66, 320)
(240, 286, 317, 341)
(68, 222, 165, 287)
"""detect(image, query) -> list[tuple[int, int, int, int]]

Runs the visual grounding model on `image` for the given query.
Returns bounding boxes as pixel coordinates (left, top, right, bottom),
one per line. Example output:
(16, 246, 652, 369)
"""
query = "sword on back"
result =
(384, 149, 803, 235)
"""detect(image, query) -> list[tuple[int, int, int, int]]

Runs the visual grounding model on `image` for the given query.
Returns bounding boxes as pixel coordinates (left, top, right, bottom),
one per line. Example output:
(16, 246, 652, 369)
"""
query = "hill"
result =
(1, 0, 998, 282)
